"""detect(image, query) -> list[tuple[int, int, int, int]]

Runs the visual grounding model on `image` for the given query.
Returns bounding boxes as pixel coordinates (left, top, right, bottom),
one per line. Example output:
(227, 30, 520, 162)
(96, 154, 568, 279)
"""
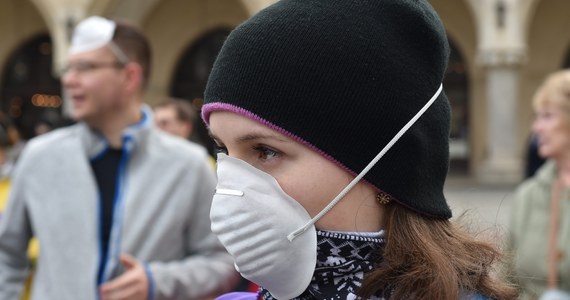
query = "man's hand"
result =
(100, 254, 149, 300)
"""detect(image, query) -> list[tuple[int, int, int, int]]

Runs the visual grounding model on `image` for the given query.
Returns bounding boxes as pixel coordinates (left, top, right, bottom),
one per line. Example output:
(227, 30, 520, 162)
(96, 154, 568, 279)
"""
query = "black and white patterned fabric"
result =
(260, 230, 386, 300)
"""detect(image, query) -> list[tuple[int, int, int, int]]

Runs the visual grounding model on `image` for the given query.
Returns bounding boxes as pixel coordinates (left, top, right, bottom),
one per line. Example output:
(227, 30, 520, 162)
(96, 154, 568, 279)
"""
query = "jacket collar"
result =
(534, 159, 556, 186)
(78, 104, 154, 159)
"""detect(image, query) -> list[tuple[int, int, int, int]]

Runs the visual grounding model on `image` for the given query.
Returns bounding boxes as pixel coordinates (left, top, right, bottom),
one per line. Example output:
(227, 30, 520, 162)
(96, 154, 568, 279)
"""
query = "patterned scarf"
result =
(260, 230, 385, 300)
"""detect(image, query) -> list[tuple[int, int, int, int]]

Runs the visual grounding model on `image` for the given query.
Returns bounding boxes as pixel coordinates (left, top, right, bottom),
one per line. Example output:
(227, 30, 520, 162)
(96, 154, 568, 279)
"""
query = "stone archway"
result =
(1, 34, 62, 140)
(170, 29, 231, 102)
(88, 0, 161, 23)
(88, 0, 276, 25)
(563, 46, 570, 69)
(141, 0, 249, 101)
(446, 39, 471, 174)
(169, 29, 232, 154)
(525, 0, 570, 73)
(0, 0, 49, 82)
(519, 0, 570, 138)
(236, 0, 277, 15)
(426, 0, 479, 174)
(0, 0, 60, 140)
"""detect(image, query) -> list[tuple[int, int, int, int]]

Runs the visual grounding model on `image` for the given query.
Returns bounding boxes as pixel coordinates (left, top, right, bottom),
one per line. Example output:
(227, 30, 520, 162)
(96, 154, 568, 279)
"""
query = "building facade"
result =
(0, 0, 569, 183)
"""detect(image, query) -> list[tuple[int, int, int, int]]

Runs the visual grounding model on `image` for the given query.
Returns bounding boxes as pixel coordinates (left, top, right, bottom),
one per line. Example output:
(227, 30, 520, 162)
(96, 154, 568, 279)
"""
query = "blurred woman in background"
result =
(508, 69, 570, 299)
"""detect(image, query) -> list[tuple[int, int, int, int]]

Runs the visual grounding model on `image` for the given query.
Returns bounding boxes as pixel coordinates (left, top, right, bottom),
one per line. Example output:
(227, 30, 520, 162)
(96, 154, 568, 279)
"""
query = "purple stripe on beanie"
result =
(202, 102, 353, 173)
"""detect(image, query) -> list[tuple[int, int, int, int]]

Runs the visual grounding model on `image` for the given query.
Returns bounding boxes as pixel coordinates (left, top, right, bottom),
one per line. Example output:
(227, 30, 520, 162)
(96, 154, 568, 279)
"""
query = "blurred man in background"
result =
(0, 16, 236, 300)
(153, 98, 196, 140)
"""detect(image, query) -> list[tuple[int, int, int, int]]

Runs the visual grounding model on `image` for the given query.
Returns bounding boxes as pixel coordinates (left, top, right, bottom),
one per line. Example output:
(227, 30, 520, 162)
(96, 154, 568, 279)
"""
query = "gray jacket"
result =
(0, 107, 236, 300)
(508, 160, 570, 299)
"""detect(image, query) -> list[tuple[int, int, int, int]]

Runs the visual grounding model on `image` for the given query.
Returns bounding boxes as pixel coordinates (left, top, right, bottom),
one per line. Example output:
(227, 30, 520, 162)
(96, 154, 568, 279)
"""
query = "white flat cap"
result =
(69, 16, 116, 55)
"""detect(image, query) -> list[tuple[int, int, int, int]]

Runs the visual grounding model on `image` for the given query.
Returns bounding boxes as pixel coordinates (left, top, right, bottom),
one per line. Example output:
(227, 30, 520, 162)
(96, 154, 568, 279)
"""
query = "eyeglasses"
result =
(61, 61, 125, 74)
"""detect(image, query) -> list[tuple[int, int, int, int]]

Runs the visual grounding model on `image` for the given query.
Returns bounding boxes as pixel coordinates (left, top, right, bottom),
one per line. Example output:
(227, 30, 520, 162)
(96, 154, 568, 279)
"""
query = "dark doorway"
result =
(563, 46, 570, 68)
(444, 38, 470, 174)
(1, 34, 62, 140)
(170, 28, 231, 156)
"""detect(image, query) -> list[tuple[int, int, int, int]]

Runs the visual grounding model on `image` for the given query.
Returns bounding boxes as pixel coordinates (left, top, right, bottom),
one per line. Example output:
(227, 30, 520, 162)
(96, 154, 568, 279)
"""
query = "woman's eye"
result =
(254, 146, 280, 160)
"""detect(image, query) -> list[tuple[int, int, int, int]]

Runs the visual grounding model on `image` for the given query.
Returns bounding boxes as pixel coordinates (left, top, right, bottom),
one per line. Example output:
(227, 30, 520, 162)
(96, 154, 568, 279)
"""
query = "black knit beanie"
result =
(202, 0, 452, 219)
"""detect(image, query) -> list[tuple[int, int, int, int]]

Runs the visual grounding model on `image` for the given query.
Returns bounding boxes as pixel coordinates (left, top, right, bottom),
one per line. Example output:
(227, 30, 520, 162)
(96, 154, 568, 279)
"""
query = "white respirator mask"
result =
(211, 154, 316, 299)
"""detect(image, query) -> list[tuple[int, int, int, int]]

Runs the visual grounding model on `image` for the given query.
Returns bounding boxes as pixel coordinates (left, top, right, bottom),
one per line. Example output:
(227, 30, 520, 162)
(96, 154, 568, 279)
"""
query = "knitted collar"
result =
(260, 230, 385, 300)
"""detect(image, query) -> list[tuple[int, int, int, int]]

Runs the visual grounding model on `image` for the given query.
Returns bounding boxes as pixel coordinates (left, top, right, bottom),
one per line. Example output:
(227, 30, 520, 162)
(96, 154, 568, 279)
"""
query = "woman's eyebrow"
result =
(235, 133, 289, 144)
(208, 129, 289, 144)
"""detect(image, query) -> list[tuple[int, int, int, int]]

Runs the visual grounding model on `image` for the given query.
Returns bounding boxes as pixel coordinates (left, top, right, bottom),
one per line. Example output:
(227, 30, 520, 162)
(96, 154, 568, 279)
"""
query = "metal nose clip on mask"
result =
(210, 84, 443, 299)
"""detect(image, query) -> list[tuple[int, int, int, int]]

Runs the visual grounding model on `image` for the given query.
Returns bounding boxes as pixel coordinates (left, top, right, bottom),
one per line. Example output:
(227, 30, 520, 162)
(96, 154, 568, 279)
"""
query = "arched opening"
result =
(1, 34, 62, 140)
(445, 38, 470, 174)
(170, 28, 231, 155)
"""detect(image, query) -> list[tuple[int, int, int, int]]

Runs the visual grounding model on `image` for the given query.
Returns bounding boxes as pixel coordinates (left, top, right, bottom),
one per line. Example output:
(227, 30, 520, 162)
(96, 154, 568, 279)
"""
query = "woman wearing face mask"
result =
(507, 70, 570, 300)
(202, 0, 518, 299)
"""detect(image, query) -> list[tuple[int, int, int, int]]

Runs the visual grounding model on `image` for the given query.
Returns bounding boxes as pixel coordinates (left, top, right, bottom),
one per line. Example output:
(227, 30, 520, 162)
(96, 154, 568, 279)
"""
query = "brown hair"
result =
(112, 20, 152, 89)
(358, 204, 518, 300)
(154, 98, 197, 124)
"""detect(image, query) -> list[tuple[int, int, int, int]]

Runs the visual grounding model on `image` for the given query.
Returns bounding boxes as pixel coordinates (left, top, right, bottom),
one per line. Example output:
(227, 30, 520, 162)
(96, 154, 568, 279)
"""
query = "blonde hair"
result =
(357, 204, 518, 300)
(533, 69, 570, 113)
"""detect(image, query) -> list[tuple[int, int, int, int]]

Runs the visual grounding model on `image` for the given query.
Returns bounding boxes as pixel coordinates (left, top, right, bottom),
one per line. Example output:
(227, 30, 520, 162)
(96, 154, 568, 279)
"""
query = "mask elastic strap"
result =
(287, 84, 443, 242)
(108, 41, 130, 65)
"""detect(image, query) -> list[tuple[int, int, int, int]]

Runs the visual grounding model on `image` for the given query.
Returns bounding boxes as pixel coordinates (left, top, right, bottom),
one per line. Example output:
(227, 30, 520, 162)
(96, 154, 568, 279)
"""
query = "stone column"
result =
(477, 60, 522, 184)
(475, 0, 526, 184)
(38, 0, 87, 117)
